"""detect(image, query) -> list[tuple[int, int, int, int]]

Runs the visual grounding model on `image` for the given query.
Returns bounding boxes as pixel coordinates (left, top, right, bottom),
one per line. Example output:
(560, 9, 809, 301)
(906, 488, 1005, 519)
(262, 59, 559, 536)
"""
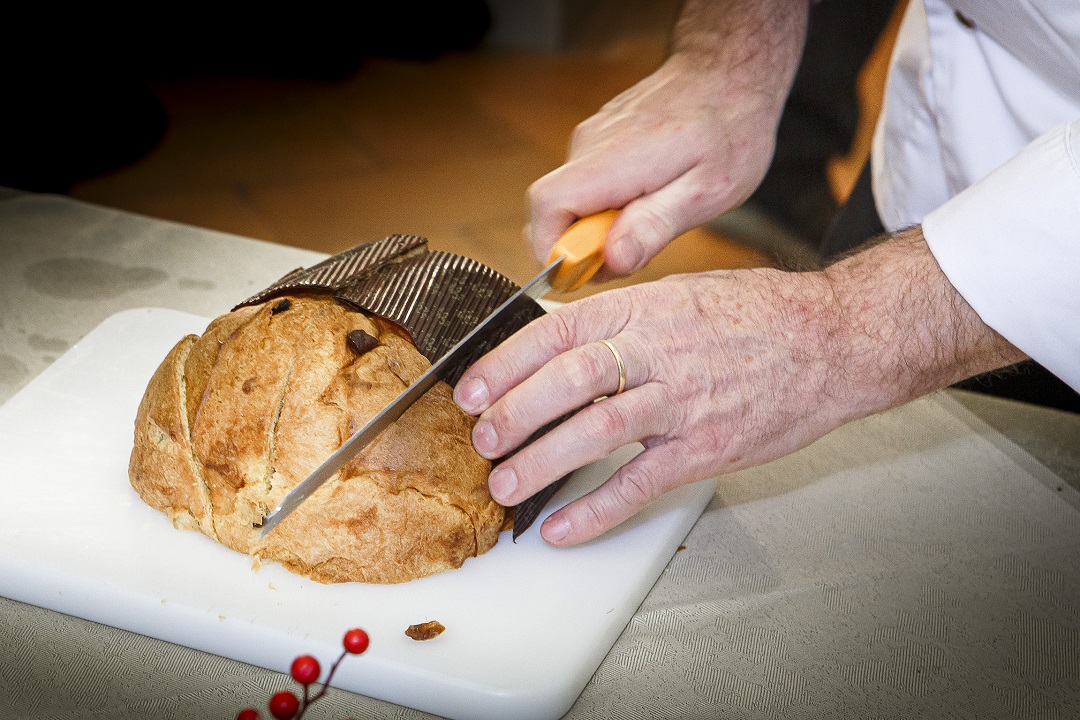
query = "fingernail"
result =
(543, 515, 571, 543)
(472, 420, 498, 457)
(618, 236, 645, 273)
(455, 376, 489, 414)
(488, 466, 518, 503)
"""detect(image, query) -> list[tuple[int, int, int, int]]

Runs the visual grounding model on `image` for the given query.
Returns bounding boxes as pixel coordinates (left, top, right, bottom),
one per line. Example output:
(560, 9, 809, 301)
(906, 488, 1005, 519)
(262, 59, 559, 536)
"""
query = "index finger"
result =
(454, 294, 632, 415)
(527, 142, 699, 262)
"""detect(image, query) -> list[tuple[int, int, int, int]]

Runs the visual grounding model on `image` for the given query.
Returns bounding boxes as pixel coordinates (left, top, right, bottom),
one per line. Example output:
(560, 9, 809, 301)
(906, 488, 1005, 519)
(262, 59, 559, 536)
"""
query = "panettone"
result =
(128, 294, 506, 584)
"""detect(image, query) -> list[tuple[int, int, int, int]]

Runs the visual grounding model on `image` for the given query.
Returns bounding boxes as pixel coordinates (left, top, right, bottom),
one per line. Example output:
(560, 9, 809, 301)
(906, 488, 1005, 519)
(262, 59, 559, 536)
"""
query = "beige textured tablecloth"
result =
(2, 191, 1079, 719)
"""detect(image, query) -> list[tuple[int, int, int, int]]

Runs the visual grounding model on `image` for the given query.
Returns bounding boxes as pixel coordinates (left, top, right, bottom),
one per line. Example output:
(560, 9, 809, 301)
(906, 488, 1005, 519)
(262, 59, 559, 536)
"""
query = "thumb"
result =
(601, 177, 703, 276)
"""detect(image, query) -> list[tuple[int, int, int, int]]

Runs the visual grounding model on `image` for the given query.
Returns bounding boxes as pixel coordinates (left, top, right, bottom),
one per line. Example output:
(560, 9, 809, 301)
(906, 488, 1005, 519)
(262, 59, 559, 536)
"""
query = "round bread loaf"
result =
(128, 294, 505, 583)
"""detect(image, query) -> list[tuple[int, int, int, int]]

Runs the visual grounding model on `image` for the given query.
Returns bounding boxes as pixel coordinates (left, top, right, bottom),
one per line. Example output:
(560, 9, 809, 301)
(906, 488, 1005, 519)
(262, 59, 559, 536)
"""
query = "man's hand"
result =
(455, 228, 1025, 546)
(527, 0, 810, 280)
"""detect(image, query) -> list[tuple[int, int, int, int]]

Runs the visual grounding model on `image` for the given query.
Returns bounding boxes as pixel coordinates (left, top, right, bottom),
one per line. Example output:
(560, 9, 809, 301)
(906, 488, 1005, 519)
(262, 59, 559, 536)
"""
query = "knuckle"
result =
(526, 177, 551, 208)
(575, 493, 618, 537)
(511, 447, 552, 490)
(541, 310, 580, 354)
(487, 346, 521, 380)
(476, 349, 527, 401)
(632, 205, 676, 246)
(570, 455, 670, 540)
(560, 345, 610, 392)
(569, 120, 594, 149)
(695, 422, 730, 453)
(487, 397, 532, 446)
(610, 464, 663, 509)
(585, 400, 632, 440)
(693, 423, 740, 468)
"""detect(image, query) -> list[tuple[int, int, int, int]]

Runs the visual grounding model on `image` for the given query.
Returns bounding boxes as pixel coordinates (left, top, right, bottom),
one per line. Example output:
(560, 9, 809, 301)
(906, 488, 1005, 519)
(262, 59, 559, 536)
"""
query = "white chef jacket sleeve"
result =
(922, 119, 1080, 392)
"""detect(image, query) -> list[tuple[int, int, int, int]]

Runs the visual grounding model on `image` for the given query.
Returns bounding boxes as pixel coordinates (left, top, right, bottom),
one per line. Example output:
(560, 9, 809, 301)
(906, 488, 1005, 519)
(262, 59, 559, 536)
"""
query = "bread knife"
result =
(259, 210, 618, 537)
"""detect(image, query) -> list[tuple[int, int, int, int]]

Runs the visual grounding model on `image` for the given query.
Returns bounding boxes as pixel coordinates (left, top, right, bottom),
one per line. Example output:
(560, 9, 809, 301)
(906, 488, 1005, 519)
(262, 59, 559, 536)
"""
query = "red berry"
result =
(236, 710, 260, 720)
(290, 654, 321, 685)
(268, 690, 300, 720)
(343, 628, 370, 654)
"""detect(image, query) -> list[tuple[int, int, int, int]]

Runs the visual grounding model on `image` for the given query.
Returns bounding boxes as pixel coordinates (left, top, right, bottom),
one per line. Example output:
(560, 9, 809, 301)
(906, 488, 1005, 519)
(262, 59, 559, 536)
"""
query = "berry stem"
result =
(297, 684, 311, 720)
(294, 650, 347, 719)
(302, 647, 347, 708)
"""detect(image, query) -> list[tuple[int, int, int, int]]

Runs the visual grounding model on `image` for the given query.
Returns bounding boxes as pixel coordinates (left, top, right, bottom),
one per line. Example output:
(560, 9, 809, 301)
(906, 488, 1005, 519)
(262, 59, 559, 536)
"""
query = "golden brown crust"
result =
(129, 335, 214, 535)
(129, 295, 503, 583)
(183, 303, 263, 434)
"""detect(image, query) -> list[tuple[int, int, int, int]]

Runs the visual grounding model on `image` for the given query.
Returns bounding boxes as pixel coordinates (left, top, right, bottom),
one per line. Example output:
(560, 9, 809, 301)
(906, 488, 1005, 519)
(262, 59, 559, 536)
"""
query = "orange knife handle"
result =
(547, 209, 618, 292)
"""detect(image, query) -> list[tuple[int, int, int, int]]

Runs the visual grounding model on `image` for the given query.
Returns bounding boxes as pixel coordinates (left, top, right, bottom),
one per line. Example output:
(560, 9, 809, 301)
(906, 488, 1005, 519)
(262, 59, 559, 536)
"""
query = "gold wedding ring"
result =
(598, 339, 626, 396)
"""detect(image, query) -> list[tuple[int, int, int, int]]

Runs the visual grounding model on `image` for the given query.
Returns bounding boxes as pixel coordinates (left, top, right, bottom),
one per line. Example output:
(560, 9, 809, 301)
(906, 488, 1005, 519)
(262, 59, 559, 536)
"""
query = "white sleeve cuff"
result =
(922, 120, 1080, 393)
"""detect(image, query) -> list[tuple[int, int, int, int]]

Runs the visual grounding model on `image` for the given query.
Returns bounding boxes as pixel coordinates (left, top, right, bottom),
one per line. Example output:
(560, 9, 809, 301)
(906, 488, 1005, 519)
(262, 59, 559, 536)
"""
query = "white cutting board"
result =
(0, 308, 715, 720)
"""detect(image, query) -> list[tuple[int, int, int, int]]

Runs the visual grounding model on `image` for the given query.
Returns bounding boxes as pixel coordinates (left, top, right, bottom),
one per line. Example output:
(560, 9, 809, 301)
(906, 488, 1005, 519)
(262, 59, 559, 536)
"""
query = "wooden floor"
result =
(70, 3, 898, 302)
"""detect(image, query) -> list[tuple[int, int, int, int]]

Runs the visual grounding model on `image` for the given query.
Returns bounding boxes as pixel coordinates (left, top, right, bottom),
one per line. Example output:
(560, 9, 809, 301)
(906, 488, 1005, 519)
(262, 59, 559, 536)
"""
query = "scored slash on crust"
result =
(131, 295, 505, 583)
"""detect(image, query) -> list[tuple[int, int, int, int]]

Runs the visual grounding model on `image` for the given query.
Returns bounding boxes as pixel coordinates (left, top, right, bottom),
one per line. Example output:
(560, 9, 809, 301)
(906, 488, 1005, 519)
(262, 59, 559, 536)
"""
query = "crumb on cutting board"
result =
(405, 620, 445, 641)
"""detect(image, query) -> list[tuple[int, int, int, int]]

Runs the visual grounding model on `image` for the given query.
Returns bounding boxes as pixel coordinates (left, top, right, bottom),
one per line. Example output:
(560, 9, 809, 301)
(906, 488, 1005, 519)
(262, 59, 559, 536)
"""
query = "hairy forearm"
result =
(819, 226, 1027, 419)
(668, 0, 809, 122)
